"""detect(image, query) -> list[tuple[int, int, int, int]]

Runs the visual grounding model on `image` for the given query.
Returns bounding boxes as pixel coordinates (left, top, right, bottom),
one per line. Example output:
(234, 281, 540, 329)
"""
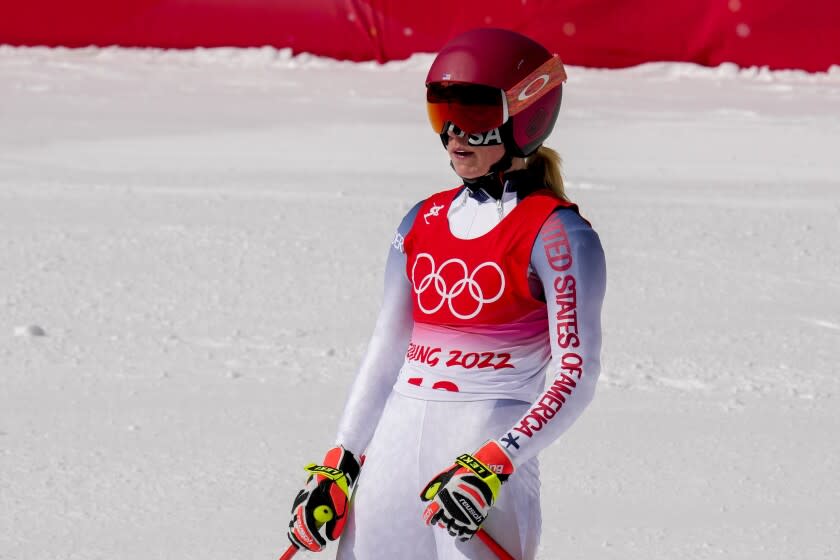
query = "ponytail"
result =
(526, 146, 568, 201)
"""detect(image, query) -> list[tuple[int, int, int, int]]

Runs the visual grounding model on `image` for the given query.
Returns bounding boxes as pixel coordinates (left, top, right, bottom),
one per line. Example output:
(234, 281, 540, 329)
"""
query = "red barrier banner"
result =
(2, 0, 838, 71)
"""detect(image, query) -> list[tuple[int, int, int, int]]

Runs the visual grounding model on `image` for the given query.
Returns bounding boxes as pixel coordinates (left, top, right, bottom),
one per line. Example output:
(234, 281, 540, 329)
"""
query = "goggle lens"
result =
(426, 83, 506, 134)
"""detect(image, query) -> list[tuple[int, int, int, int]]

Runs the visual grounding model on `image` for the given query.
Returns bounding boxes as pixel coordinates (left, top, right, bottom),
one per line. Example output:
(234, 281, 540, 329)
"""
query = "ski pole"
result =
(280, 529, 516, 560)
(477, 527, 517, 560)
(277, 544, 299, 560)
(279, 515, 514, 560)
(281, 528, 514, 560)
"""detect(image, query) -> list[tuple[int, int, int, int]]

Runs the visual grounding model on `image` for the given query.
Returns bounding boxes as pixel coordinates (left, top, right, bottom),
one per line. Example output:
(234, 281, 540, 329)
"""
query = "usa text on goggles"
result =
(426, 55, 567, 135)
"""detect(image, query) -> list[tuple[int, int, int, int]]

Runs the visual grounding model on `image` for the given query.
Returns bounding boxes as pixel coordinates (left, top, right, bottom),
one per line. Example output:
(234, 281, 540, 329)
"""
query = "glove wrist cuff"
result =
(321, 445, 362, 487)
(473, 440, 515, 479)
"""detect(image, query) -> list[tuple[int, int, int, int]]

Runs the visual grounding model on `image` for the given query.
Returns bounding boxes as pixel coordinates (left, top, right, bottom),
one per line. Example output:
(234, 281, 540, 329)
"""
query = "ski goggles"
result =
(426, 55, 567, 135)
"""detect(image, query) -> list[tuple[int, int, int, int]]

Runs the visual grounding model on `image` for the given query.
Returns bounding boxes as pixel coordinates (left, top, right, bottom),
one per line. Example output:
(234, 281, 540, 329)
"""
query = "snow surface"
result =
(1, 47, 839, 559)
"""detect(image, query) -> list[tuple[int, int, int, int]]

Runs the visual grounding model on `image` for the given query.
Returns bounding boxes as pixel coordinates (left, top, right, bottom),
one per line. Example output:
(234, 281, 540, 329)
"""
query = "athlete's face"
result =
(446, 127, 506, 180)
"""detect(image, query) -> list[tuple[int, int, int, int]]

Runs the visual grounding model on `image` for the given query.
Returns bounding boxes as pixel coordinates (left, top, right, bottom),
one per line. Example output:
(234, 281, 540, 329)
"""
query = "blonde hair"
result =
(526, 146, 567, 201)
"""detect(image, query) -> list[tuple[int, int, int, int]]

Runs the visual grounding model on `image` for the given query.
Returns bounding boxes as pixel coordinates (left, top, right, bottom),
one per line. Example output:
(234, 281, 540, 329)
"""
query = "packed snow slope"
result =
(1, 47, 839, 560)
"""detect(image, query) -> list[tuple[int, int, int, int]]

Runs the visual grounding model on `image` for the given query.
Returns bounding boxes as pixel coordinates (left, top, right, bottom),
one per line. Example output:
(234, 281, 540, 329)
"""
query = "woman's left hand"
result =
(420, 440, 515, 540)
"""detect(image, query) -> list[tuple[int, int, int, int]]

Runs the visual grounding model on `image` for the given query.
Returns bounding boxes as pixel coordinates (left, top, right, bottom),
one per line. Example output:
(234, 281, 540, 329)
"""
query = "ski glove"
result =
(420, 440, 515, 541)
(287, 445, 362, 552)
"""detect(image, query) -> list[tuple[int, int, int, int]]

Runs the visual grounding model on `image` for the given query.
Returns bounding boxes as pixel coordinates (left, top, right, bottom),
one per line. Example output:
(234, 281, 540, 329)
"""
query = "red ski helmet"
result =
(426, 28, 567, 157)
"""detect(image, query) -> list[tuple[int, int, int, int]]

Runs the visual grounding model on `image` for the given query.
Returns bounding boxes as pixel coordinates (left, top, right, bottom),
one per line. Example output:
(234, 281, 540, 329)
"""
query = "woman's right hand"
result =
(287, 445, 362, 552)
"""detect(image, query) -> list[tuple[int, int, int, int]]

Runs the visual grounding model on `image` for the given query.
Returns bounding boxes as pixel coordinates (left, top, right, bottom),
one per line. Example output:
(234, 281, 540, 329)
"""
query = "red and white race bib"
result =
(395, 187, 572, 401)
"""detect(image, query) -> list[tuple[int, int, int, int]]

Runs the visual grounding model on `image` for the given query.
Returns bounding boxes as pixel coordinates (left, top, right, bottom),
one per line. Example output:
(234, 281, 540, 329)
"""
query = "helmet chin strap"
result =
(440, 120, 525, 199)
(441, 132, 514, 199)
(447, 150, 512, 200)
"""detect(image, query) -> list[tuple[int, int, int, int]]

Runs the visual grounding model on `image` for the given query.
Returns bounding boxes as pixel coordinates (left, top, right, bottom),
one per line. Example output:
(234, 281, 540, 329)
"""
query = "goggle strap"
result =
(505, 56, 567, 118)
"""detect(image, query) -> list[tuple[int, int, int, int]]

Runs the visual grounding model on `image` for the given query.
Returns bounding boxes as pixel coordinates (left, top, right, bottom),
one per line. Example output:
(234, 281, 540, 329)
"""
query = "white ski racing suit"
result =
(333, 174, 606, 559)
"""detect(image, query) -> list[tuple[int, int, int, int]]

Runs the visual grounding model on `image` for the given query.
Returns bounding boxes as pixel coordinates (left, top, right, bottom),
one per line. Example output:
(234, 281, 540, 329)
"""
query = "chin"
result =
(453, 165, 481, 179)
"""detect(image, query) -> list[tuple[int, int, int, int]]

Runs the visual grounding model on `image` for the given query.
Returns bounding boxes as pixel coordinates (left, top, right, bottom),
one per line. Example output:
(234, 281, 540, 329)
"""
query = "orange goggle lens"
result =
(426, 83, 506, 135)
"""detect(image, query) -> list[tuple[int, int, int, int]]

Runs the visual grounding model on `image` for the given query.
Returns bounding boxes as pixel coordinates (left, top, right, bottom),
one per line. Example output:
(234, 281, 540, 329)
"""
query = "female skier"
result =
(285, 28, 606, 560)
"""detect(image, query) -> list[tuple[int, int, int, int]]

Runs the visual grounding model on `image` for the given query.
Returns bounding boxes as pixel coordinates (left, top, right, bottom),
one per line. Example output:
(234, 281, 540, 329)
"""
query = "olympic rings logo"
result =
(411, 253, 505, 320)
